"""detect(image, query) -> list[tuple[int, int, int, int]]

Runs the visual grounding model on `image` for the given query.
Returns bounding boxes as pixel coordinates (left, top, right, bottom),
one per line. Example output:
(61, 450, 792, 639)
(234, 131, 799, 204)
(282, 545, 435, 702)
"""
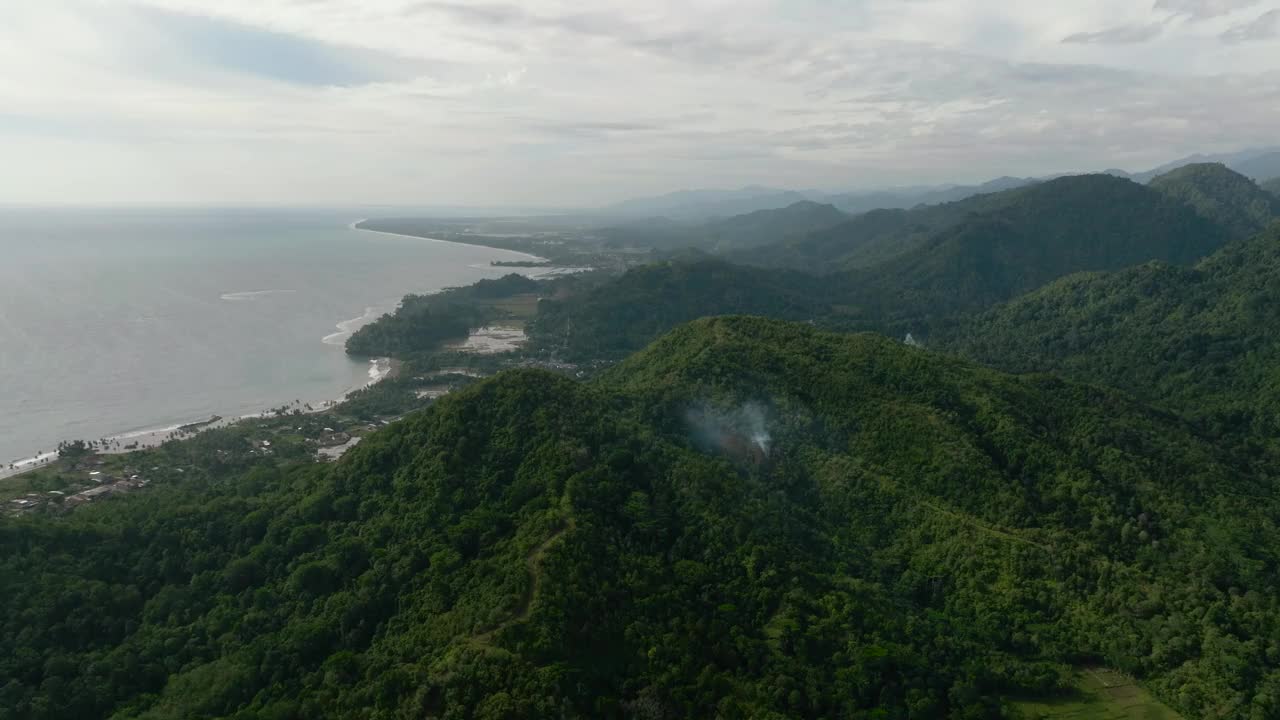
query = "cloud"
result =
(127, 6, 428, 87)
(1221, 8, 1280, 41)
(1, 1, 1280, 205)
(1063, 22, 1166, 45)
(1154, 0, 1263, 20)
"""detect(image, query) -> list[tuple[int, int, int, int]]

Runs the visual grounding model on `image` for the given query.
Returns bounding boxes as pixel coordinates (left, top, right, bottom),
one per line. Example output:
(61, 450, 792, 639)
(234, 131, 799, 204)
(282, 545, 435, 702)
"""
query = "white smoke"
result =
(685, 401, 772, 458)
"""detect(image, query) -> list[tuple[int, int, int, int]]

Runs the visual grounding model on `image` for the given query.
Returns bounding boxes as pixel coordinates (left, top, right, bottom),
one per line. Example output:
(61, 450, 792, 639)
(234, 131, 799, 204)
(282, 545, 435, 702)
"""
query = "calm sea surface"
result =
(0, 207, 533, 465)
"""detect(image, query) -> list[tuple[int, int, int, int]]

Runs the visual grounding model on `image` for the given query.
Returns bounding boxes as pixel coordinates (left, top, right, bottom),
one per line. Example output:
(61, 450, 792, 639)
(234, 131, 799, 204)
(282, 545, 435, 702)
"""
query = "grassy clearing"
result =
(478, 293, 541, 325)
(1014, 668, 1183, 720)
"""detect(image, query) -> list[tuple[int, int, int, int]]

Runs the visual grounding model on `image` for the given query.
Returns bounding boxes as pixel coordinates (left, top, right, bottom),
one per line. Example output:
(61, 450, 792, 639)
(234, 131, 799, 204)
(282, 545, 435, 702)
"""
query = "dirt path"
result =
(919, 499, 1051, 551)
(470, 516, 576, 647)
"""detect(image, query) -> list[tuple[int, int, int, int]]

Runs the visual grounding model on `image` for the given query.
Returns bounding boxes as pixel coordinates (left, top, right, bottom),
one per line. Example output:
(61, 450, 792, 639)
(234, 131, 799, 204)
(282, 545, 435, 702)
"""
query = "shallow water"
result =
(0, 207, 534, 466)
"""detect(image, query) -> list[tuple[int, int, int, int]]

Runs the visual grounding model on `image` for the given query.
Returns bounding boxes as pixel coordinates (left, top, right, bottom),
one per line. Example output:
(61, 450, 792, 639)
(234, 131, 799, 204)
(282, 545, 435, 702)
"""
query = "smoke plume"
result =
(685, 401, 773, 463)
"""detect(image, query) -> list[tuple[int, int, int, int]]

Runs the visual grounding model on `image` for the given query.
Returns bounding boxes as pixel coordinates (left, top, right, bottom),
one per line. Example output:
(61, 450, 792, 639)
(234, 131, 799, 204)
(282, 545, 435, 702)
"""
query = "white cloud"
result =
(1, 0, 1279, 205)
(1222, 8, 1280, 41)
(1155, 0, 1263, 20)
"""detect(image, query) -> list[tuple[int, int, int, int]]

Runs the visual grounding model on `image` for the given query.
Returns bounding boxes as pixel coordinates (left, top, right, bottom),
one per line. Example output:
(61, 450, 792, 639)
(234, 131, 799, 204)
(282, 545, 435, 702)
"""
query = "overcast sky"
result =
(2, 0, 1278, 206)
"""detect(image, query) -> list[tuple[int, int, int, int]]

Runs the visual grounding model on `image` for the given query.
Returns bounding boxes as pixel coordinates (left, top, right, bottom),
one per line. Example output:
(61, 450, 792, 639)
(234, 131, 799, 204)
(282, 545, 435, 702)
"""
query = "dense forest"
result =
(528, 260, 834, 360)
(528, 171, 1250, 359)
(732, 171, 1231, 276)
(5, 318, 1279, 719)
(1147, 164, 1280, 240)
(7, 162, 1280, 719)
(346, 274, 540, 358)
(937, 224, 1280, 445)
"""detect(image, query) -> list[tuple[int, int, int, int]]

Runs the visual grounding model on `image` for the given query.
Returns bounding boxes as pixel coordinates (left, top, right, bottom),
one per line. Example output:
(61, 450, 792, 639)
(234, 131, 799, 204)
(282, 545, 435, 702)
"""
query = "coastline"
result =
(3, 217, 524, 482)
(0, 355, 401, 483)
(348, 219, 552, 267)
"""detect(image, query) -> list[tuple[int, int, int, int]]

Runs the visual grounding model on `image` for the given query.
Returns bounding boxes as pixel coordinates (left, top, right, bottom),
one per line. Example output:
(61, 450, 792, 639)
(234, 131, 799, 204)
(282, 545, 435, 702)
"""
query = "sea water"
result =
(0, 207, 536, 466)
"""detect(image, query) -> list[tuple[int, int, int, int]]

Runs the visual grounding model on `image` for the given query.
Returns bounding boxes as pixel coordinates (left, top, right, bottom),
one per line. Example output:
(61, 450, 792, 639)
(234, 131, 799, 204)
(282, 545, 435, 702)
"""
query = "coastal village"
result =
(1, 316, 587, 519)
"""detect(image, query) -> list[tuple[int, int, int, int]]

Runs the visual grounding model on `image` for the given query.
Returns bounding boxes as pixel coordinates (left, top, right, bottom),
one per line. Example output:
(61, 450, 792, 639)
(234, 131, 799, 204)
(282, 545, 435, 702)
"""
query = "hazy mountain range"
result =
(603, 146, 1280, 222)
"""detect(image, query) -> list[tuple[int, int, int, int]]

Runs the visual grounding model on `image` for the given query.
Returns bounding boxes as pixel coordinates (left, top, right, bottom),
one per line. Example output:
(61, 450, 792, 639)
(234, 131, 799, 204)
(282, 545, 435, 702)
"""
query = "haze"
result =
(3, 0, 1278, 206)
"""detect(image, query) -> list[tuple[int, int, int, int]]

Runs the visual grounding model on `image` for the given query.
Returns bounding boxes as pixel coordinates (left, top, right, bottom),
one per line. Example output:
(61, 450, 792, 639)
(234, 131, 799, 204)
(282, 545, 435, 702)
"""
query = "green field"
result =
(1014, 668, 1183, 720)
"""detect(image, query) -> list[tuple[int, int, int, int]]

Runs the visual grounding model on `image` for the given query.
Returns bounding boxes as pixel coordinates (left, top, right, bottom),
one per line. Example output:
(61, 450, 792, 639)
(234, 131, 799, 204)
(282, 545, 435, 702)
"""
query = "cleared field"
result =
(478, 293, 541, 325)
(1014, 668, 1183, 720)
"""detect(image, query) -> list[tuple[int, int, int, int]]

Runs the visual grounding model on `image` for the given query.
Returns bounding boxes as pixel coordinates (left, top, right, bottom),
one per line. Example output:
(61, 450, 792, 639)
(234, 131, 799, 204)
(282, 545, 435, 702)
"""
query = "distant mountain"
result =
(535, 175, 1235, 358)
(594, 215, 699, 249)
(602, 177, 1040, 224)
(528, 260, 832, 359)
(1232, 152, 1280, 182)
(1264, 177, 1280, 197)
(825, 176, 1037, 215)
(604, 186, 811, 220)
(694, 200, 848, 251)
(1129, 146, 1280, 183)
(740, 172, 1233, 284)
(842, 174, 1233, 330)
(598, 201, 850, 252)
(940, 224, 1280, 439)
(599, 150, 1279, 222)
(1148, 163, 1280, 239)
(733, 207, 913, 273)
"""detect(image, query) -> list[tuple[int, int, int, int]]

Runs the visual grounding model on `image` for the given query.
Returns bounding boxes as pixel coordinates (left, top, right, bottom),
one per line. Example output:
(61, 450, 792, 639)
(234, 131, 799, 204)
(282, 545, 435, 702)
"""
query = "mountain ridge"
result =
(5, 316, 1279, 718)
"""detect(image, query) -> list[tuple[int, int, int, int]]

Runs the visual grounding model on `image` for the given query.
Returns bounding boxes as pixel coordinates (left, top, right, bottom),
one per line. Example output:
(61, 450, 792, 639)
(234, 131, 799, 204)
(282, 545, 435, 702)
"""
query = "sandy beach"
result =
(348, 220, 557, 269)
(0, 356, 402, 483)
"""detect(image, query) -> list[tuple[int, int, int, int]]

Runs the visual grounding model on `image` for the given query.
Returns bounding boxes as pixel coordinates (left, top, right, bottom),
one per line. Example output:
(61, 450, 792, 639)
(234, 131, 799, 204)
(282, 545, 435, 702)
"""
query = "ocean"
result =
(0, 207, 536, 468)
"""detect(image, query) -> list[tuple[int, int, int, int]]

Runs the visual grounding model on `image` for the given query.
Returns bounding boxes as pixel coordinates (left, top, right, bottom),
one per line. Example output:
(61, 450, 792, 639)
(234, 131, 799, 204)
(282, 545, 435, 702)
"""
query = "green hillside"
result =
(1262, 177, 1280, 197)
(1148, 163, 1280, 239)
(739, 174, 1232, 279)
(939, 225, 1280, 442)
(528, 260, 835, 359)
(4, 318, 1278, 719)
(842, 175, 1231, 327)
(531, 175, 1236, 359)
(697, 201, 848, 251)
(600, 201, 850, 252)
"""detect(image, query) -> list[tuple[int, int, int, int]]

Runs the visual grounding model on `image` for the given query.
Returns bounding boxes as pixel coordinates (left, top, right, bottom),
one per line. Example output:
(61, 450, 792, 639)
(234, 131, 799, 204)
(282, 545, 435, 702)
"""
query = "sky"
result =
(1, 0, 1278, 206)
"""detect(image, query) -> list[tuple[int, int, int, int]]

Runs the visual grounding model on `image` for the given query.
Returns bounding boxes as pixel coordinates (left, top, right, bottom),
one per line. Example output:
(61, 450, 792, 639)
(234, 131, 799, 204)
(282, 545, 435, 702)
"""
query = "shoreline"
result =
(348, 219, 552, 267)
(0, 355, 400, 483)
(3, 217, 524, 481)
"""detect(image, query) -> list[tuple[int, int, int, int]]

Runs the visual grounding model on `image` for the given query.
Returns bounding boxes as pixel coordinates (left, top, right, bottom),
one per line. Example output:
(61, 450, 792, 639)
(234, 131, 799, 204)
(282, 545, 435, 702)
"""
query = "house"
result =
(69, 485, 122, 504)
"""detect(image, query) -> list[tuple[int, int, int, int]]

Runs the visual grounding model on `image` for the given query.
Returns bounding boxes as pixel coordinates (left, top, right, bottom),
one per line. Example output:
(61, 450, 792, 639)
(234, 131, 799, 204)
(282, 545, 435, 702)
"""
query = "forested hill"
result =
(1148, 163, 1280, 239)
(730, 183, 1023, 274)
(837, 173, 1233, 327)
(937, 224, 1280, 443)
(528, 260, 835, 359)
(529, 174, 1237, 359)
(695, 200, 848, 251)
(599, 201, 849, 252)
(4, 317, 1278, 719)
(1263, 177, 1280, 197)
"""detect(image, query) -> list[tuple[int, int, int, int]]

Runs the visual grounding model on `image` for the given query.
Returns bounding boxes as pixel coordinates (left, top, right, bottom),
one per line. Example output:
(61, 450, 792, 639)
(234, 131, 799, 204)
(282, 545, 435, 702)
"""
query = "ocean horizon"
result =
(0, 207, 536, 468)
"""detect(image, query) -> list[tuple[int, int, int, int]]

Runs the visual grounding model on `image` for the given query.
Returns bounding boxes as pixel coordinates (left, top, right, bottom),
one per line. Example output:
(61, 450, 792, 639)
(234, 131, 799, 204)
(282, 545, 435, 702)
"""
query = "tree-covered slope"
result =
(841, 174, 1232, 329)
(738, 173, 1228, 280)
(698, 201, 848, 251)
(528, 260, 835, 359)
(732, 206, 928, 273)
(346, 274, 540, 357)
(1262, 177, 1280, 197)
(4, 317, 1279, 720)
(557, 174, 1237, 359)
(938, 225, 1280, 440)
(600, 201, 850, 252)
(1148, 163, 1280, 240)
